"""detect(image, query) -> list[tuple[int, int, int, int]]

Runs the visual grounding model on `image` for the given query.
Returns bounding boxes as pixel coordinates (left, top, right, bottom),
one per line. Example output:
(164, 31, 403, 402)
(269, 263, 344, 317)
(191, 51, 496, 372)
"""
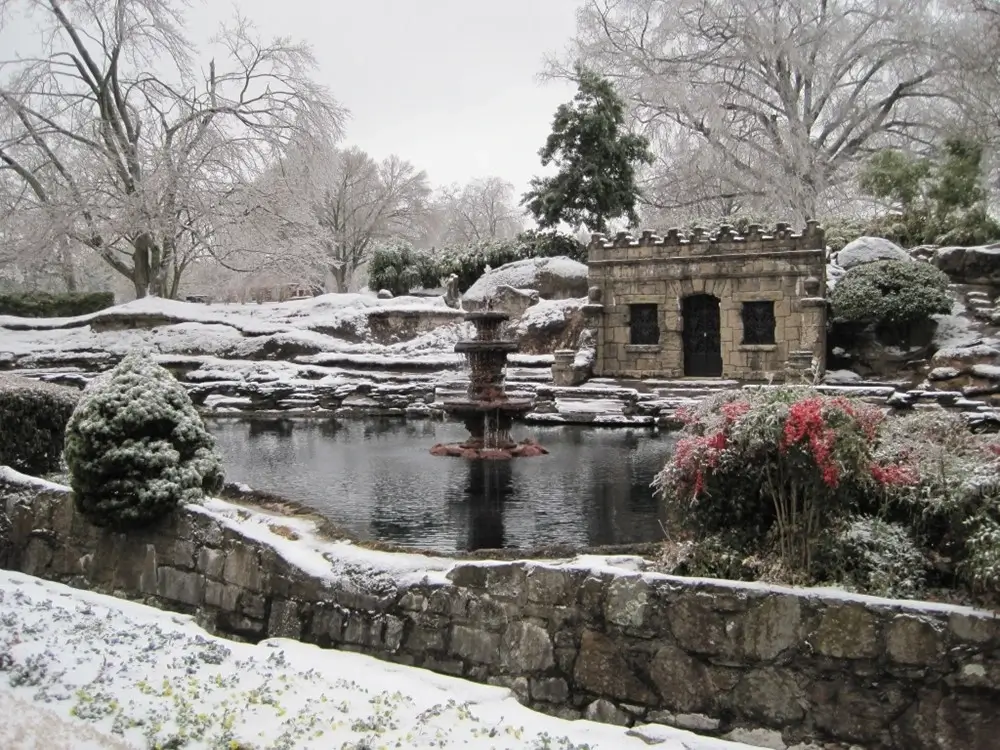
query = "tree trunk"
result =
(57, 238, 77, 292)
(326, 263, 347, 294)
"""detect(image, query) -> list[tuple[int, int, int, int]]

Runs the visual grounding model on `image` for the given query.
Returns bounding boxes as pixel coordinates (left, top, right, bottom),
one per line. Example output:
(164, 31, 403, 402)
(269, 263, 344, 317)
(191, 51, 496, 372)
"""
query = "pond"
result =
(209, 418, 676, 553)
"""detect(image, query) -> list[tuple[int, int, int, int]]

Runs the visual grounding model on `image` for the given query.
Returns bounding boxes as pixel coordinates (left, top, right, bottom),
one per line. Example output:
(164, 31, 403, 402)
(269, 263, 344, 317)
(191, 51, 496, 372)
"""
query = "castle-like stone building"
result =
(584, 222, 827, 380)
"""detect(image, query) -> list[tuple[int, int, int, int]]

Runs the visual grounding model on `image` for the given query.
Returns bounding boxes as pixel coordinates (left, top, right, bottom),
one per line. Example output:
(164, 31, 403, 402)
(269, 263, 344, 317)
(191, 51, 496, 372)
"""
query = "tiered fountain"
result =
(430, 310, 548, 459)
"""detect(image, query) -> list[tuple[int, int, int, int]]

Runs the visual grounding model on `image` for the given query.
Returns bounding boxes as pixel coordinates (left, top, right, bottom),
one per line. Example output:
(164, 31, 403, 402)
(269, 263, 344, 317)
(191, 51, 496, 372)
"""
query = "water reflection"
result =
(460, 461, 513, 551)
(209, 418, 675, 553)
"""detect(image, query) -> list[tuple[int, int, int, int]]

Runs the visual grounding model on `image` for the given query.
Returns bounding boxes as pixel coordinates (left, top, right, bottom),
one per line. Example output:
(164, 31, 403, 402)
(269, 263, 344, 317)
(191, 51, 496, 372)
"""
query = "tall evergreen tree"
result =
(523, 64, 654, 233)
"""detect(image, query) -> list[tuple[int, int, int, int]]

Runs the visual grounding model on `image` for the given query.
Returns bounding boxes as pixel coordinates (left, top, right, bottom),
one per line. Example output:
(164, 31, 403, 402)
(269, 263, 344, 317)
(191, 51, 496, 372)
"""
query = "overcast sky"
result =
(1, 0, 581, 197)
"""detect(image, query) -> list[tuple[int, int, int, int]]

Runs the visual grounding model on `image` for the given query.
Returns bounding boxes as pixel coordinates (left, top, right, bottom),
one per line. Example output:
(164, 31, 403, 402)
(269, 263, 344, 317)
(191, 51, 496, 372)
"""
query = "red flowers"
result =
(781, 398, 842, 487)
(720, 400, 751, 423)
(667, 392, 916, 500)
(870, 463, 918, 486)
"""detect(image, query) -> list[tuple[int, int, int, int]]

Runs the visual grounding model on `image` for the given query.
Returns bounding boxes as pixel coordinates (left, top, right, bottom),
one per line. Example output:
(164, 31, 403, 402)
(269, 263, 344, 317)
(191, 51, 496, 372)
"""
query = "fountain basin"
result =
(440, 399, 534, 414)
(454, 340, 519, 354)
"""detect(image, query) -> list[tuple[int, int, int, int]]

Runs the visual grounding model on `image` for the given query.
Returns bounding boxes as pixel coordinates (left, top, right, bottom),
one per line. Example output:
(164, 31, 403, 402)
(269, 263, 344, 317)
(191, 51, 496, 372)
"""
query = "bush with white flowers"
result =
(64, 351, 224, 529)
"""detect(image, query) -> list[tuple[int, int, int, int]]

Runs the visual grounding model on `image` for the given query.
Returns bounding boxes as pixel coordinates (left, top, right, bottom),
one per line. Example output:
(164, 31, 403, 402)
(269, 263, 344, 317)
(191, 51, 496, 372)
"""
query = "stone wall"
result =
(588, 223, 827, 380)
(3, 478, 999, 750)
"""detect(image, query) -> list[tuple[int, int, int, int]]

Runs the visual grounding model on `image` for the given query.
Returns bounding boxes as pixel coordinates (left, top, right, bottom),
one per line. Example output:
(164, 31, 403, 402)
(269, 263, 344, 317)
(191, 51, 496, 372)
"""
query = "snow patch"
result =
(0, 569, 753, 750)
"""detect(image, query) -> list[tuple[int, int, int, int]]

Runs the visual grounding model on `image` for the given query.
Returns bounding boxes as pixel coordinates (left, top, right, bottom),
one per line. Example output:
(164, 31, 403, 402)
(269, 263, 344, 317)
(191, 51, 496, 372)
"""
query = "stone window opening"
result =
(628, 303, 660, 345)
(742, 301, 776, 345)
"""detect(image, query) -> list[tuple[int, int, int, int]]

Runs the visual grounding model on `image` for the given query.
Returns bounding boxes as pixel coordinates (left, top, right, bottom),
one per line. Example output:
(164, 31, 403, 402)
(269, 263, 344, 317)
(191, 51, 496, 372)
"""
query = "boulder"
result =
(931, 244, 1000, 284)
(931, 344, 1000, 371)
(514, 298, 587, 355)
(835, 236, 910, 270)
(463, 256, 588, 312)
(492, 285, 540, 321)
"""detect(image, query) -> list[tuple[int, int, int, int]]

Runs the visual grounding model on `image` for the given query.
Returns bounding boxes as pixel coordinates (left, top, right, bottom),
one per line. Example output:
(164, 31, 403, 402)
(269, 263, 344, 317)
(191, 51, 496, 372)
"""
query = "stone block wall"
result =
(589, 223, 827, 379)
(3, 481, 999, 750)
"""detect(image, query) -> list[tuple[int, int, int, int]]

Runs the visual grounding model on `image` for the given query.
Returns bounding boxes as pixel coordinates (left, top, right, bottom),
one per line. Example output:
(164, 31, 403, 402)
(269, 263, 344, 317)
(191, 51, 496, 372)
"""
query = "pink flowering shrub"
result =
(658, 388, 911, 573)
(658, 389, 1000, 599)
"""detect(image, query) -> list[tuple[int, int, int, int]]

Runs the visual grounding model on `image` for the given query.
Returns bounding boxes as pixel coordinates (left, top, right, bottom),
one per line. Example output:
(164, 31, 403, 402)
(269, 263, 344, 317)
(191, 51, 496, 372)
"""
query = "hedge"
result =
(0, 375, 80, 475)
(0, 291, 115, 318)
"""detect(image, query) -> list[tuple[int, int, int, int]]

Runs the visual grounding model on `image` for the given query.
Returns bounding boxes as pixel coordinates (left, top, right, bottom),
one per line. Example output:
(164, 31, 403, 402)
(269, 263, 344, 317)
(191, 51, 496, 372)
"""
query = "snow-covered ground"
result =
(0, 294, 472, 364)
(0, 570, 755, 750)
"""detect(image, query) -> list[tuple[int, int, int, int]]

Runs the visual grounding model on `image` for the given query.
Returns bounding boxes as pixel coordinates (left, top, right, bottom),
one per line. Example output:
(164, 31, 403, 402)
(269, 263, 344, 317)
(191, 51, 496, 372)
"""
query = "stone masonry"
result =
(3, 479, 999, 750)
(588, 222, 827, 380)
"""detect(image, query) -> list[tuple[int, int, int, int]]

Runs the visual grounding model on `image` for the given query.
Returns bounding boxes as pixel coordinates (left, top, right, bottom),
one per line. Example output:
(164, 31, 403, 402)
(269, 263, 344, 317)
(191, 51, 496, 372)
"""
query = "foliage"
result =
(829, 260, 952, 334)
(859, 138, 1000, 247)
(523, 64, 654, 233)
(658, 390, 1000, 601)
(656, 388, 901, 575)
(820, 217, 870, 253)
(367, 242, 439, 296)
(859, 150, 931, 212)
(64, 352, 224, 530)
(515, 229, 587, 263)
(0, 291, 114, 318)
(0, 376, 80, 475)
(816, 517, 926, 598)
(874, 412, 1000, 595)
(410, 231, 586, 293)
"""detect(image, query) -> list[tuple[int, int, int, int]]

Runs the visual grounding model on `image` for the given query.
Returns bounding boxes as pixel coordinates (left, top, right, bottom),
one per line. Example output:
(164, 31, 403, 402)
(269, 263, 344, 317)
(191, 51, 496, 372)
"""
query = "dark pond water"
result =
(209, 419, 676, 553)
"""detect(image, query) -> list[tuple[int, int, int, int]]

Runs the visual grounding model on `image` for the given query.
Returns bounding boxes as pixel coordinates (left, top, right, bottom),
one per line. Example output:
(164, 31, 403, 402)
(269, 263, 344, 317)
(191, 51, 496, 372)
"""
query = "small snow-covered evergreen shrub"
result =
(0, 375, 79, 475)
(64, 352, 223, 529)
(829, 259, 952, 334)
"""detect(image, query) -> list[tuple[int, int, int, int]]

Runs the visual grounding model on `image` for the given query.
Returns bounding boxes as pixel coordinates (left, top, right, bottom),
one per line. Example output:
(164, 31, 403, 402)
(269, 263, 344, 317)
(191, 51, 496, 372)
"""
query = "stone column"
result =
(791, 276, 827, 380)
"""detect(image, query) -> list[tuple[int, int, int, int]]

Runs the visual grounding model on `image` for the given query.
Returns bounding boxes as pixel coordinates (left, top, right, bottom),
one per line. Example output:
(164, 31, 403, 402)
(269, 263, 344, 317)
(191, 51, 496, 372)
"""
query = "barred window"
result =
(629, 304, 660, 345)
(742, 301, 776, 345)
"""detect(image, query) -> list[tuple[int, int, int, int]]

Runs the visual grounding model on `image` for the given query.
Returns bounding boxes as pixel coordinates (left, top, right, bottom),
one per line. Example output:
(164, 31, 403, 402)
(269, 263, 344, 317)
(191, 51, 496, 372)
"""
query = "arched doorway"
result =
(682, 294, 723, 377)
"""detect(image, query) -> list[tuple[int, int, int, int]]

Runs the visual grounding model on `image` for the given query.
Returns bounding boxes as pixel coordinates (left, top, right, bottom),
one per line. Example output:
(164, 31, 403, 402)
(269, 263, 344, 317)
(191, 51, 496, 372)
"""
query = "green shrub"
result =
(516, 229, 587, 263)
(874, 411, 1000, 595)
(656, 388, 900, 576)
(820, 217, 869, 252)
(858, 138, 1000, 248)
(64, 352, 224, 530)
(0, 291, 114, 318)
(829, 260, 952, 335)
(0, 375, 80, 475)
(368, 242, 438, 296)
(428, 231, 585, 292)
(658, 392, 1000, 601)
(817, 517, 927, 598)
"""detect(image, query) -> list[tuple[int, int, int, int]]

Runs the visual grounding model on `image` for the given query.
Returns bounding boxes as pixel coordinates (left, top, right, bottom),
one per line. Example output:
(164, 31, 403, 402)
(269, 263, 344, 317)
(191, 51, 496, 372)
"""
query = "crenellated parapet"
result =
(588, 221, 825, 262)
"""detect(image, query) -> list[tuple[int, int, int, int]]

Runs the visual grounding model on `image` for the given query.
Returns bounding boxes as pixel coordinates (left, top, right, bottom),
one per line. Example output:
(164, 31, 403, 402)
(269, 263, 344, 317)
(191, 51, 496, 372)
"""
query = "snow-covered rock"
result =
(835, 236, 910, 270)
(514, 297, 587, 355)
(463, 256, 588, 311)
(931, 243, 1000, 284)
(823, 369, 863, 385)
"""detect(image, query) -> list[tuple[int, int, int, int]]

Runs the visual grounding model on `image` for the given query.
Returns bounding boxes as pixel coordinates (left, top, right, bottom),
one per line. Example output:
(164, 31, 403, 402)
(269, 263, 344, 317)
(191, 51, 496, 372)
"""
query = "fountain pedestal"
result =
(431, 311, 548, 460)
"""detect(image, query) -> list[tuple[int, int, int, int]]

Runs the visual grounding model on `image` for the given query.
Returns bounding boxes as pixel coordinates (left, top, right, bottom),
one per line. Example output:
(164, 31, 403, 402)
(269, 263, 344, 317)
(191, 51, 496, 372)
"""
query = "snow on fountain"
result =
(430, 310, 547, 459)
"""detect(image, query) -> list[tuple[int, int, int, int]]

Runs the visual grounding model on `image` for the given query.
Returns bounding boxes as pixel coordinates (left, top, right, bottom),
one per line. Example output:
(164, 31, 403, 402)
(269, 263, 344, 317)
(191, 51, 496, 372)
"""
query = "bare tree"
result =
(273, 144, 432, 292)
(552, 0, 960, 222)
(0, 0, 346, 298)
(432, 176, 525, 245)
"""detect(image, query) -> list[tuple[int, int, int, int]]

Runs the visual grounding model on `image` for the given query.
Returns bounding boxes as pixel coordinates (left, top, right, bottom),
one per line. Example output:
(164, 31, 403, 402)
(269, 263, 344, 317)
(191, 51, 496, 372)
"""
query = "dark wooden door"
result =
(682, 294, 723, 377)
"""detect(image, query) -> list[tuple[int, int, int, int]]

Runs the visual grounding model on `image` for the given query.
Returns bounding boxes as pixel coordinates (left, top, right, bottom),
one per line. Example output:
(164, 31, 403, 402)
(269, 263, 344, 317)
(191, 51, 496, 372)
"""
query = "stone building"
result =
(585, 222, 827, 380)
